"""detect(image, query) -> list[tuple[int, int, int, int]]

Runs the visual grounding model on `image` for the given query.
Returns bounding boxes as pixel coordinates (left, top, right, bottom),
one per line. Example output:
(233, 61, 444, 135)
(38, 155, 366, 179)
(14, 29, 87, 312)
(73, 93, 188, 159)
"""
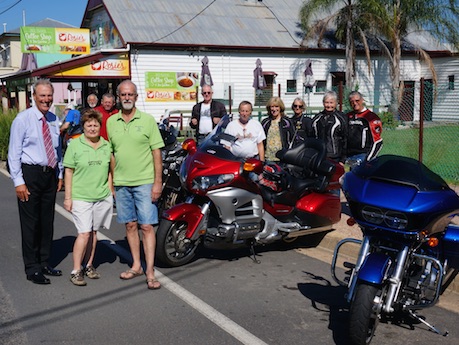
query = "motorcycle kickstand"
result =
(249, 241, 261, 264)
(407, 310, 449, 336)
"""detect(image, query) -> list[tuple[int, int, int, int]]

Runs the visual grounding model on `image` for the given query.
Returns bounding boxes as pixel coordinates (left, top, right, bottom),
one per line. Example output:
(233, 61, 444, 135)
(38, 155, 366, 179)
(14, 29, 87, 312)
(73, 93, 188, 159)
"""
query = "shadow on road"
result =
(298, 273, 350, 345)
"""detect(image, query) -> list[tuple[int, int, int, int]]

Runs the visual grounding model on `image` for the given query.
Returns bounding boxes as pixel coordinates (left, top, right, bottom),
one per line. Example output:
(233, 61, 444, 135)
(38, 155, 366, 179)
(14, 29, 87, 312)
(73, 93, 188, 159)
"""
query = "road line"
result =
(54, 203, 269, 345)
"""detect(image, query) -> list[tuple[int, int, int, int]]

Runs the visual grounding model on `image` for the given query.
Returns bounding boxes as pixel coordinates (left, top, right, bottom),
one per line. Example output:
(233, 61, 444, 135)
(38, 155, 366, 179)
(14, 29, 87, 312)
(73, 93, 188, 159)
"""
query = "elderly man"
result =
(94, 93, 117, 140)
(346, 91, 383, 161)
(8, 79, 64, 284)
(190, 85, 226, 145)
(107, 80, 164, 290)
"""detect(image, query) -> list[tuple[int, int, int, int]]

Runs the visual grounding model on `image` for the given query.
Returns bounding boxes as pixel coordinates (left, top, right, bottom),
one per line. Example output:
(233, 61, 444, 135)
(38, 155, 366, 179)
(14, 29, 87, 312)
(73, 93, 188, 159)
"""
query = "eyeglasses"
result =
(293, 105, 303, 109)
(350, 99, 362, 103)
(119, 93, 136, 97)
(202, 92, 212, 95)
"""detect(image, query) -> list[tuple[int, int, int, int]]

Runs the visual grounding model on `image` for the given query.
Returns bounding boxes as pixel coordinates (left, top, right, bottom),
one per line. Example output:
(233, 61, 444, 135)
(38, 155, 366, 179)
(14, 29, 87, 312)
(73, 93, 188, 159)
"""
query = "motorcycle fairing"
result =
(162, 203, 205, 239)
(443, 224, 459, 269)
(358, 252, 391, 285)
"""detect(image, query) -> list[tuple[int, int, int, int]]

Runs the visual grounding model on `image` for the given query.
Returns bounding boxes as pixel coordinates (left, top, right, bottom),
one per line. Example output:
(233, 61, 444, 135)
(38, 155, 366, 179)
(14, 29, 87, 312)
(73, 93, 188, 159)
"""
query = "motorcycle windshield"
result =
(352, 155, 449, 192)
(198, 115, 239, 157)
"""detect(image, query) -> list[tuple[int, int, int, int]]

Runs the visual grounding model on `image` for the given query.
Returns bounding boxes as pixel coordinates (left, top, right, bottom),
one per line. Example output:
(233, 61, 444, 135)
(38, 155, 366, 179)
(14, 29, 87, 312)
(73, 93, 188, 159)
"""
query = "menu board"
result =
(145, 71, 199, 102)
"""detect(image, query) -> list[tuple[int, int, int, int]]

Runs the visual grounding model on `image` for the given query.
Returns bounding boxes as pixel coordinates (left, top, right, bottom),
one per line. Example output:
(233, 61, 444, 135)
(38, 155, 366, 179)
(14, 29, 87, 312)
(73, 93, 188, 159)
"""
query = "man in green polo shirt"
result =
(107, 80, 164, 290)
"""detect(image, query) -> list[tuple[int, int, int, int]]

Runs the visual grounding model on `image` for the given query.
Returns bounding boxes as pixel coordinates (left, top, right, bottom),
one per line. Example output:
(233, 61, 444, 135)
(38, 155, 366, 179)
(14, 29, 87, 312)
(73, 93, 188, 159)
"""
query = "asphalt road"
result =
(0, 168, 458, 345)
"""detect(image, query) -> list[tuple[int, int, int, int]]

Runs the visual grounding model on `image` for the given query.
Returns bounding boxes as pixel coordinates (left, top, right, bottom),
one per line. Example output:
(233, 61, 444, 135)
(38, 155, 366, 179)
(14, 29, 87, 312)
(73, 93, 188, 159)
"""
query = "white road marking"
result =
(54, 203, 269, 345)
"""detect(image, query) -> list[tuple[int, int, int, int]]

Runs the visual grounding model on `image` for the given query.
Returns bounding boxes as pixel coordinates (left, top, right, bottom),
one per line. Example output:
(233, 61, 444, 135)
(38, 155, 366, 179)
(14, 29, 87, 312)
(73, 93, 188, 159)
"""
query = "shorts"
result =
(114, 184, 158, 225)
(72, 195, 113, 234)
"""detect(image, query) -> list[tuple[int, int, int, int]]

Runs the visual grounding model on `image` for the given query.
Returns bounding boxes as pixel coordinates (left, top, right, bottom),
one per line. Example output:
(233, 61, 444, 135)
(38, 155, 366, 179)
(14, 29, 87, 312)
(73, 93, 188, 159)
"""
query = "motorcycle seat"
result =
(277, 139, 335, 178)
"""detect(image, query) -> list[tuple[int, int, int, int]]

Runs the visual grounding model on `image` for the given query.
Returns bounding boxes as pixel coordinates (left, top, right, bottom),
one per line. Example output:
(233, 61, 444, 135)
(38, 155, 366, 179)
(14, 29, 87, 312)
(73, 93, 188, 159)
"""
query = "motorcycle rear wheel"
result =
(156, 219, 199, 267)
(349, 283, 382, 345)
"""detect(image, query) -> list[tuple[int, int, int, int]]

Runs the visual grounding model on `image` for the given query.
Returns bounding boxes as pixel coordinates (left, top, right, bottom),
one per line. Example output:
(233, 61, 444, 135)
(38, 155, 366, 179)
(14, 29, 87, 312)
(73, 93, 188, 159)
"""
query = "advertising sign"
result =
(21, 27, 90, 54)
(54, 54, 129, 77)
(145, 71, 198, 102)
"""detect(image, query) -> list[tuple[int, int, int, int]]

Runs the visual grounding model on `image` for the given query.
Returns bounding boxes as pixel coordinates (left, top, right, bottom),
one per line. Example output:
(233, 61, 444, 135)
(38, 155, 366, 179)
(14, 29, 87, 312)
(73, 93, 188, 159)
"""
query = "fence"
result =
(375, 80, 459, 185)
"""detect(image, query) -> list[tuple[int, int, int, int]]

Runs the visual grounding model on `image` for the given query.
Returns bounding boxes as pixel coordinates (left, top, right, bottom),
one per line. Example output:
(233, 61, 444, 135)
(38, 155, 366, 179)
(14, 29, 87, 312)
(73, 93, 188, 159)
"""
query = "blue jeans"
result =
(115, 184, 158, 225)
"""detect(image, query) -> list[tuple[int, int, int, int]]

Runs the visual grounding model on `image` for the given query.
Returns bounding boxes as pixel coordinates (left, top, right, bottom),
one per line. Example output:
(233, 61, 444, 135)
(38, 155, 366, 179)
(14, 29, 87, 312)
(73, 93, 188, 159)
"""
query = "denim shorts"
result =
(115, 184, 158, 225)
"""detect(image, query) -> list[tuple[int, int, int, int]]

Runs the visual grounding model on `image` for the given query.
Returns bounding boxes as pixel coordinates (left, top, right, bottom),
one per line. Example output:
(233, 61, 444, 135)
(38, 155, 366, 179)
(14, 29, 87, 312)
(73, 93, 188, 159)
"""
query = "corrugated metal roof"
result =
(10, 18, 76, 34)
(102, 0, 306, 49)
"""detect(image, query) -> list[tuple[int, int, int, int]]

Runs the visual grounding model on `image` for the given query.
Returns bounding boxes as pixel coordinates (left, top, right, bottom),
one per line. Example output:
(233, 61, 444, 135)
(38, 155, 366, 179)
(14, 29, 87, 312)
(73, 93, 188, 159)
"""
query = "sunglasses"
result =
(293, 105, 303, 109)
(202, 92, 212, 95)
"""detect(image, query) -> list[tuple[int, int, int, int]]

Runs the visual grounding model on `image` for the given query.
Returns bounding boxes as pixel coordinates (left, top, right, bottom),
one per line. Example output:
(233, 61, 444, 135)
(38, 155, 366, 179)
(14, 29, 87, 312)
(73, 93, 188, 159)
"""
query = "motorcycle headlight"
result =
(361, 206, 384, 224)
(361, 206, 408, 230)
(191, 174, 234, 192)
(384, 211, 408, 230)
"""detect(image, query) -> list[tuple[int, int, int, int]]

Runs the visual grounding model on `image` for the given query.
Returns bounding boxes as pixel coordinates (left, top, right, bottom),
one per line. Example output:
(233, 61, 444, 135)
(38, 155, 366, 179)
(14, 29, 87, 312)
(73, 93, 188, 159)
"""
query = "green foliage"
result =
(0, 110, 17, 161)
(379, 111, 399, 129)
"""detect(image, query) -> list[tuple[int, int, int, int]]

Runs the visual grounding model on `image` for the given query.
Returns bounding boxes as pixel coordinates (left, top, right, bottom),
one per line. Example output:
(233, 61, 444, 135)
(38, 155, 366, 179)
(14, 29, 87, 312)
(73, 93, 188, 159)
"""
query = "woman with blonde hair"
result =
(261, 97, 294, 161)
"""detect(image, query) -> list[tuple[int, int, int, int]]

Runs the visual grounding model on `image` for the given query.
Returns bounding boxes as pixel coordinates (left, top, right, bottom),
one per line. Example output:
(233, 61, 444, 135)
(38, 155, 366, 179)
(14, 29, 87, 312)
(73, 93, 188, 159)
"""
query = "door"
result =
(399, 81, 415, 121)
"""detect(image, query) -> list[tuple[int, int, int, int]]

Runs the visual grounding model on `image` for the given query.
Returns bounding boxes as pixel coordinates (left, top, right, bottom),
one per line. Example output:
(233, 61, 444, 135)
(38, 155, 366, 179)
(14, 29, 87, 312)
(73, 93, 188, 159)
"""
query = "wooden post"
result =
(419, 78, 424, 162)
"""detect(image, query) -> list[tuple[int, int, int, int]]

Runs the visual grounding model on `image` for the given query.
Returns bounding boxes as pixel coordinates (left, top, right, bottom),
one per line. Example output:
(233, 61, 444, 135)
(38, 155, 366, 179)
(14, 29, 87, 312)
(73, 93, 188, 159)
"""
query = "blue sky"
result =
(0, 0, 87, 32)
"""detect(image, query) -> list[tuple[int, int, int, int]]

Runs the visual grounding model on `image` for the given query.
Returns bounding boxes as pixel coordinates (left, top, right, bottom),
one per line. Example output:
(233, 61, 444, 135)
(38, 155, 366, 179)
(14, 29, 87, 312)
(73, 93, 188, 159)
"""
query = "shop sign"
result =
(55, 54, 129, 77)
(145, 71, 199, 102)
(21, 27, 90, 54)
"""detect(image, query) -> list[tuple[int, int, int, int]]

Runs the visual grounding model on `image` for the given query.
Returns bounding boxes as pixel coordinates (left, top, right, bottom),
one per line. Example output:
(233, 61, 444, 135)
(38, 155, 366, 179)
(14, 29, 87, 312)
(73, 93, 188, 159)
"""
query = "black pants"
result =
(18, 164, 57, 275)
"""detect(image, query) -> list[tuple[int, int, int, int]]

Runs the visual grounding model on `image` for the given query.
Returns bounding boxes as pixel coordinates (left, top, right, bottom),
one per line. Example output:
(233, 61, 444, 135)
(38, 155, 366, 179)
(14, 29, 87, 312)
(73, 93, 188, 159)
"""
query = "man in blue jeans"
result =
(107, 80, 164, 290)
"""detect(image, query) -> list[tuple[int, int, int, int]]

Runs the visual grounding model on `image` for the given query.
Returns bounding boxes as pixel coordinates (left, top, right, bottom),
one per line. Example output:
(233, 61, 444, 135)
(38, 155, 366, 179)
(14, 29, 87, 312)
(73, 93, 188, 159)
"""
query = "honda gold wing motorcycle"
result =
(156, 115, 343, 267)
(331, 155, 459, 345)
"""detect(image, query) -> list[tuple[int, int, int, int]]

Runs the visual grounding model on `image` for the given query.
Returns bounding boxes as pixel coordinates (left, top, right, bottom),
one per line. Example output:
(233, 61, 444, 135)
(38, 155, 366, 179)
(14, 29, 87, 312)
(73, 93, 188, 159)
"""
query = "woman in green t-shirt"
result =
(63, 109, 113, 287)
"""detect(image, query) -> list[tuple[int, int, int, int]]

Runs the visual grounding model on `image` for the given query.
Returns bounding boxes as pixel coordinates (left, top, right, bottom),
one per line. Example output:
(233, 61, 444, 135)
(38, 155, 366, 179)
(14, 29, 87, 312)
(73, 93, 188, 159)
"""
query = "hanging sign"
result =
(21, 27, 90, 54)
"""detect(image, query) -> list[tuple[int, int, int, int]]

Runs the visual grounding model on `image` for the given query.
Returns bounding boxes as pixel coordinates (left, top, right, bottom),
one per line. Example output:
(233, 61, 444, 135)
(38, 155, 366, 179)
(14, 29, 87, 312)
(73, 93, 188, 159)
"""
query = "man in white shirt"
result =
(190, 85, 227, 145)
(224, 101, 265, 161)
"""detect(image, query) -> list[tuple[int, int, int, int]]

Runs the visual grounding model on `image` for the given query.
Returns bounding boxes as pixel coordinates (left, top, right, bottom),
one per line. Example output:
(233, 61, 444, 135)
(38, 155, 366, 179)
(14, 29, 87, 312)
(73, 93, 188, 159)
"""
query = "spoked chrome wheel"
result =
(156, 219, 199, 267)
(349, 283, 385, 345)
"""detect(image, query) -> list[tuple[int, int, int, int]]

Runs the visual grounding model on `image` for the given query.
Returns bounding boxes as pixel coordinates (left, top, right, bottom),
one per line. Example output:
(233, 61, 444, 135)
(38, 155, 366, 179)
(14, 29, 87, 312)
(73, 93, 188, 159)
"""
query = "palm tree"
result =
(360, 0, 459, 113)
(299, 0, 371, 90)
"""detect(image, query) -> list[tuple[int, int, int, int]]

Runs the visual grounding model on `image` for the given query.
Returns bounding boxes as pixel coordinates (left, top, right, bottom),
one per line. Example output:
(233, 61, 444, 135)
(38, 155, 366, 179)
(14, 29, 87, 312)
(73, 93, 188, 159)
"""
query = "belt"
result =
(22, 164, 55, 173)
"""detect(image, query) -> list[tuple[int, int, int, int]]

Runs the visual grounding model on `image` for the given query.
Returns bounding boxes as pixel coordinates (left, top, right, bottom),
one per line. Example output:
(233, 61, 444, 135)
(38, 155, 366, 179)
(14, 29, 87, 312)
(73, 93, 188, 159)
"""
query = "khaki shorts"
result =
(71, 195, 113, 234)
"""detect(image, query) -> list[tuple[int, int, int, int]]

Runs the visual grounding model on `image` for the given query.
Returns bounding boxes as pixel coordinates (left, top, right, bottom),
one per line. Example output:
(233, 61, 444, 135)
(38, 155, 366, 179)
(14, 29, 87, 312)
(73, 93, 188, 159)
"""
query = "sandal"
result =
(146, 278, 161, 290)
(120, 268, 144, 280)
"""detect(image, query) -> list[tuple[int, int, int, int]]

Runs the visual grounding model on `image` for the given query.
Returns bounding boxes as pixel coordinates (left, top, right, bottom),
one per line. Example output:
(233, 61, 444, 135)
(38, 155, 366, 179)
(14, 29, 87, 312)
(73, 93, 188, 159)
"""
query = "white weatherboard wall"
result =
(427, 56, 459, 122)
(130, 49, 424, 122)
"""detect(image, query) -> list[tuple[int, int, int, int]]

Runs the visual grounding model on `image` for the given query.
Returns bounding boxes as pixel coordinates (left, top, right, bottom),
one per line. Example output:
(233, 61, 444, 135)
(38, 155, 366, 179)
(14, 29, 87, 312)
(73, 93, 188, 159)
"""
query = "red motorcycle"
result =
(156, 116, 343, 267)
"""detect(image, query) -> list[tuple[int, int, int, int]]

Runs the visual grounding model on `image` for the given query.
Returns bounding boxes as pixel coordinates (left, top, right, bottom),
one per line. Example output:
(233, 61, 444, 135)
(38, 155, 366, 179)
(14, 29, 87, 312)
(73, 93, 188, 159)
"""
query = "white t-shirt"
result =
(225, 119, 266, 158)
(199, 103, 212, 134)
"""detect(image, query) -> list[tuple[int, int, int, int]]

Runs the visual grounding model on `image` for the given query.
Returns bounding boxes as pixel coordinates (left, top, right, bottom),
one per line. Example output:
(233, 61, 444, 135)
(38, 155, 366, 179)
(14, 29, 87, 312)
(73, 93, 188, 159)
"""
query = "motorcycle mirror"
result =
(182, 138, 197, 154)
(243, 158, 264, 174)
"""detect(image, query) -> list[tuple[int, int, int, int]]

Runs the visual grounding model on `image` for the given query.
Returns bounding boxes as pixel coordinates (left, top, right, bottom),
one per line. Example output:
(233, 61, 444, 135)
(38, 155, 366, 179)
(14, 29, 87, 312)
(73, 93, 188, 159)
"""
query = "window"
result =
(448, 75, 455, 90)
(315, 80, 327, 93)
(286, 79, 297, 93)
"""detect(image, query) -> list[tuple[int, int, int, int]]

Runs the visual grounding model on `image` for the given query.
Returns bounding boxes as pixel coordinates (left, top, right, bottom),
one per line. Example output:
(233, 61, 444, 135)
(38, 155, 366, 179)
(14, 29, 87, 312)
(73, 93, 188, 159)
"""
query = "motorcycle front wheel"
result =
(349, 283, 383, 345)
(156, 219, 200, 267)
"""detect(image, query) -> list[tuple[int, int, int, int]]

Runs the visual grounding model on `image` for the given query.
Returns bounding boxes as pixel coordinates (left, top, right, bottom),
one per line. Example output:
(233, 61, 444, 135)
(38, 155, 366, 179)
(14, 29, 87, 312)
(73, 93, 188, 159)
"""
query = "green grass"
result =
(380, 124, 459, 184)
(0, 110, 16, 161)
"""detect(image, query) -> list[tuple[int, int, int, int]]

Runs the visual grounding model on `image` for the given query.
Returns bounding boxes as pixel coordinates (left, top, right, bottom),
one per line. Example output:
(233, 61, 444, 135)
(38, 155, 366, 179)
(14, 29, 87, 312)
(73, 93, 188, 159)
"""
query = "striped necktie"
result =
(42, 116, 57, 168)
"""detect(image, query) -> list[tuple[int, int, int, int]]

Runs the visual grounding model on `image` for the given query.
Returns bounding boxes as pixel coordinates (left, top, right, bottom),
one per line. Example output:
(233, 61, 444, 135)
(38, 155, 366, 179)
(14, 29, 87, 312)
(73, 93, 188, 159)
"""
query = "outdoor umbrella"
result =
(253, 58, 267, 96)
(304, 59, 316, 106)
(304, 59, 315, 91)
(19, 53, 38, 71)
(200, 56, 213, 87)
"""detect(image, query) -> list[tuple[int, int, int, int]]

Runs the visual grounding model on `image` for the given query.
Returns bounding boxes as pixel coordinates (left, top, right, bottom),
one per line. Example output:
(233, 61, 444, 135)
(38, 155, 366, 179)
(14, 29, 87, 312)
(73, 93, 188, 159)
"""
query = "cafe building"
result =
(1, 0, 455, 123)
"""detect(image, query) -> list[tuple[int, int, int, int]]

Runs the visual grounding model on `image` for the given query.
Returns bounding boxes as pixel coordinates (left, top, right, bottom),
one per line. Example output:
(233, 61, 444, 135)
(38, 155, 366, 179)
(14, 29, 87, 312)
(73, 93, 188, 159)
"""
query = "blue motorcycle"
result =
(331, 155, 459, 344)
